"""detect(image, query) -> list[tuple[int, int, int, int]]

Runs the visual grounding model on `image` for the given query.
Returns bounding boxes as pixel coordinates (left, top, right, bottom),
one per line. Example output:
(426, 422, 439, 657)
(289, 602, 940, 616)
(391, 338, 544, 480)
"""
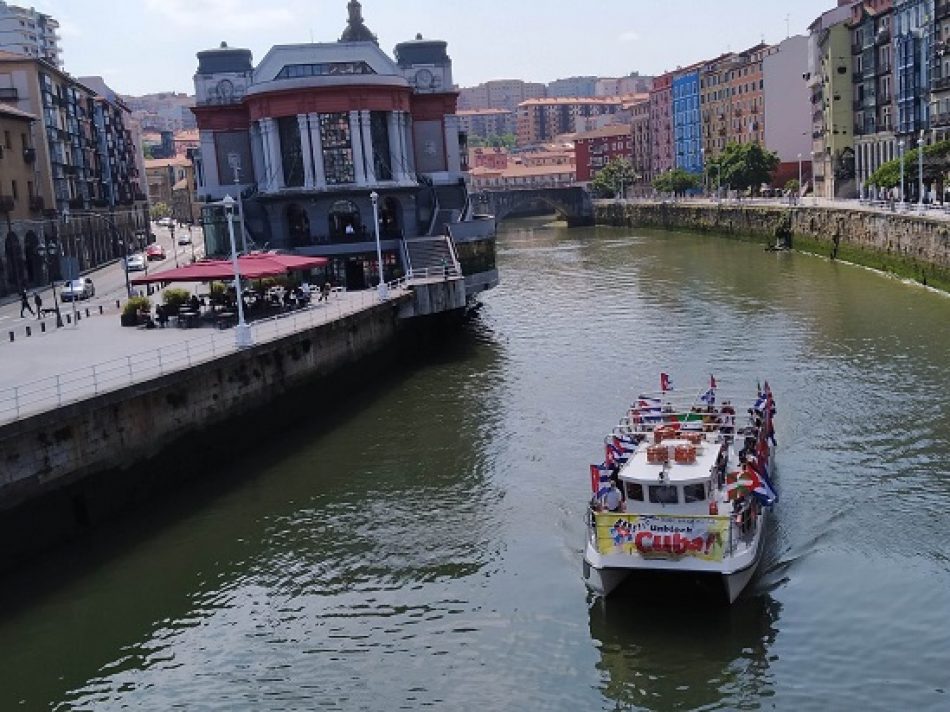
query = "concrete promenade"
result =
(0, 287, 406, 424)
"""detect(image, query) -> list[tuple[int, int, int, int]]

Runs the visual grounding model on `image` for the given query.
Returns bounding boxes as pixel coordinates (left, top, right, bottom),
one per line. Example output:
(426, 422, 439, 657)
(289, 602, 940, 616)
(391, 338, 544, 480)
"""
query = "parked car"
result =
(177, 232, 192, 245)
(145, 243, 167, 260)
(126, 253, 146, 272)
(60, 277, 95, 301)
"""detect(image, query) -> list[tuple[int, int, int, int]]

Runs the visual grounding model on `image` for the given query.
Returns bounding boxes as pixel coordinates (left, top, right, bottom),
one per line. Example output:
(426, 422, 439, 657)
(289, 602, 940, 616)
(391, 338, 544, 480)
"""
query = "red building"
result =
(573, 125, 633, 182)
(649, 71, 675, 177)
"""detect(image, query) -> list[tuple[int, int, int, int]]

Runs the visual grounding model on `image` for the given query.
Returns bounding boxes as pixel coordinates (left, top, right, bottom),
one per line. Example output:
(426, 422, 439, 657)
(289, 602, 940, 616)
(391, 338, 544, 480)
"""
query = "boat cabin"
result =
(618, 431, 722, 515)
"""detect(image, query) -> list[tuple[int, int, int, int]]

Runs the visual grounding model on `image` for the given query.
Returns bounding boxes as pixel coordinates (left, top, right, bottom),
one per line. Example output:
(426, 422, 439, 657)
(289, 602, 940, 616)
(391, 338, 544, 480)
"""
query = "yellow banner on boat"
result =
(594, 513, 730, 562)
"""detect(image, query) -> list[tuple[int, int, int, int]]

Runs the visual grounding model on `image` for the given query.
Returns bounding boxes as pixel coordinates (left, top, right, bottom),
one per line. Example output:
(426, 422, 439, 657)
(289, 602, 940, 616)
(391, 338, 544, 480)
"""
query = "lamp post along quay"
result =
(797, 153, 803, 204)
(369, 191, 388, 300)
(222, 195, 253, 348)
(169, 223, 180, 268)
(918, 135, 925, 215)
(899, 140, 906, 209)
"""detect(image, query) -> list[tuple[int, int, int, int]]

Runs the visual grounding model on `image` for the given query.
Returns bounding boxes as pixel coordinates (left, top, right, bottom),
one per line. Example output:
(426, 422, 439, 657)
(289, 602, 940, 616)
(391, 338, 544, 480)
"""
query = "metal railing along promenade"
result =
(0, 286, 410, 425)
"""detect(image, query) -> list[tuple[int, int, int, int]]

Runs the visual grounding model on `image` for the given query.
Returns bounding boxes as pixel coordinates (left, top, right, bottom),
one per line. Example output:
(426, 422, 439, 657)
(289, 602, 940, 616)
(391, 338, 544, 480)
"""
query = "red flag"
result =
(710, 374, 717, 389)
(590, 464, 600, 493)
(660, 373, 673, 392)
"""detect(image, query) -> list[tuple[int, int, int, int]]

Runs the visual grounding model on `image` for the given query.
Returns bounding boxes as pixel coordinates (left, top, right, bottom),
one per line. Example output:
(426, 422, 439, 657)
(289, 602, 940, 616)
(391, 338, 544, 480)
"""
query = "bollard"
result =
(99, 305, 103, 315)
(8, 331, 12, 342)
(85, 307, 90, 317)
(116, 299, 120, 309)
(76, 313, 81, 322)
(26, 326, 31, 337)
(41, 322, 46, 333)
(66, 314, 71, 325)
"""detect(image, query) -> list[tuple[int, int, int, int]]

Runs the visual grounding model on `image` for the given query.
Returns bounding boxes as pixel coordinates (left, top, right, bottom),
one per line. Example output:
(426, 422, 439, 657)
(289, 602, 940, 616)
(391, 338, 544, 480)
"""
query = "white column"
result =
(444, 114, 461, 174)
(266, 118, 285, 190)
(250, 122, 265, 189)
(298, 113, 314, 189)
(387, 110, 402, 182)
(349, 111, 366, 186)
(360, 109, 377, 185)
(400, 111, 416, 179)
(199, 131, 220, 191)
(309, 113, 326, 189)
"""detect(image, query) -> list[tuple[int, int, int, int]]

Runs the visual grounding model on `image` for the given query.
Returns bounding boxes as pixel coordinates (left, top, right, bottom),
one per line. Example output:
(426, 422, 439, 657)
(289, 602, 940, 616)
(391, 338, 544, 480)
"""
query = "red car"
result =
(145, 243, 166, 261)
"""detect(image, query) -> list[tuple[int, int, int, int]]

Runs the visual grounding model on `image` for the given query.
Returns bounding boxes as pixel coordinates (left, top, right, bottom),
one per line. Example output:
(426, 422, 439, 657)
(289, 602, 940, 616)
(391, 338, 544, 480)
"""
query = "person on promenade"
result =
(33, 292, 43, 319)
(19, 289, 34, 318)
(319, 282, 331, 302)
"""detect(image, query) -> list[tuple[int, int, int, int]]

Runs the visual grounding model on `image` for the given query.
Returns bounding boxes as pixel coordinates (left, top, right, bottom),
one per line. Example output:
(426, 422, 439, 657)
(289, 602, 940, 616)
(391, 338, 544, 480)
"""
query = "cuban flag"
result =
(635, 396, 663, 423)
(748, 459, 778, 505)
(613, 436, 637, 457)
(605, 439, 629, 466)
(590, 463, 611, 495)
(660, 373, 674, 392)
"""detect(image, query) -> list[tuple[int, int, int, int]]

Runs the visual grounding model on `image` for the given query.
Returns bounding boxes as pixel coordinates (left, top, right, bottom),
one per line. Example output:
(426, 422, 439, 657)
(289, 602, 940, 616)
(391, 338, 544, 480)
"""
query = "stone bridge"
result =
(472, 187, 594, 227)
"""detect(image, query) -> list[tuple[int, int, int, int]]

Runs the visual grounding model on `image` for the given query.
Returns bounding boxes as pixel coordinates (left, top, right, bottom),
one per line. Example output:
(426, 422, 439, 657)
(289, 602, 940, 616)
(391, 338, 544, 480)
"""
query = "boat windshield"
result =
(648, 484, 679, 504)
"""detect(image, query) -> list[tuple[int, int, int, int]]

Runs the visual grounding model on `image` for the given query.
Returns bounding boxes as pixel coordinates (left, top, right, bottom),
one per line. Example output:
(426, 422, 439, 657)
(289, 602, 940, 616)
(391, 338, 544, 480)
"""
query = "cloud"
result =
(144, 0, 294, 32)
(618, 30, 640, 43)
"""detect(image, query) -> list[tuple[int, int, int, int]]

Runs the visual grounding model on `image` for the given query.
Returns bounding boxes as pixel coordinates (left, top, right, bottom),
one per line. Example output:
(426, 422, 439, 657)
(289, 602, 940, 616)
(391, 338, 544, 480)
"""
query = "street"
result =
(0, 222, 202, 329)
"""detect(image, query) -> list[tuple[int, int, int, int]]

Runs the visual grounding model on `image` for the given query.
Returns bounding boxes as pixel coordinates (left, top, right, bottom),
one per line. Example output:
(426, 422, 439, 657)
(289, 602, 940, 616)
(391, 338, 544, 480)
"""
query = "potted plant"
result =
(121, 295, 151, 327)
(162, 287, 190, 316)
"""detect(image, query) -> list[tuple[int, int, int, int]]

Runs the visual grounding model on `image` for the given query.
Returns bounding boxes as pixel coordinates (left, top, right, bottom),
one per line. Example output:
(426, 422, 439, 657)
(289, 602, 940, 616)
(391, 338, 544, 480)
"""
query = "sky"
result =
(33, 0, 839, 96)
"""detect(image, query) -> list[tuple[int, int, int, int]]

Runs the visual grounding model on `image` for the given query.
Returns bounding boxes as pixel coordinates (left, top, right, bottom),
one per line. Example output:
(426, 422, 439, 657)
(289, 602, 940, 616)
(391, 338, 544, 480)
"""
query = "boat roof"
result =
(619, 435, 719, 486)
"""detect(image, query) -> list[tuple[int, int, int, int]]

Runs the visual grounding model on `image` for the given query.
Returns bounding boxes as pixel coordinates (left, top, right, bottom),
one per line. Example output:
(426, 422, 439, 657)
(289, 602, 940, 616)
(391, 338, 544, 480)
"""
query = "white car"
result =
(177, 232, 192, 245)
(126, 254, 146, 272)
(60, 277, 95, 301)
(157, 217, 174, 228)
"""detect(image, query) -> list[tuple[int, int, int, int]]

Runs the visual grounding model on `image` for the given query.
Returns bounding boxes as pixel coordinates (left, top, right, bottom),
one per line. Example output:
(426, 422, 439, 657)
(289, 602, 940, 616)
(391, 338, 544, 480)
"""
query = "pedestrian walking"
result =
(33, 292, 42, 319)
(19, 289, 34, 318)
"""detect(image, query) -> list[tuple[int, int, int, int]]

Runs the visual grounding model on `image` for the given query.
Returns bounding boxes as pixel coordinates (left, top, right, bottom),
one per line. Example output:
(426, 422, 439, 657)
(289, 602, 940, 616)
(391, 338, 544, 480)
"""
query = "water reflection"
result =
(588, 591, 781, 710)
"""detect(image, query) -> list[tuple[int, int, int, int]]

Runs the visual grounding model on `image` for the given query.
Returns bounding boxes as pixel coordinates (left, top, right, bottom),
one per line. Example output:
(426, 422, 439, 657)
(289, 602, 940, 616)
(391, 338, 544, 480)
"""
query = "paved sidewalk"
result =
(0, 288, 402, 424)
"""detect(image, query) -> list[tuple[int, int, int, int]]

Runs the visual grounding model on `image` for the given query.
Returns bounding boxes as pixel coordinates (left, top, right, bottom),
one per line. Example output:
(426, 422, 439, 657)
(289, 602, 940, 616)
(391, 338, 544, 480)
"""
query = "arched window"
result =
(286, 204, 311, 247)
(328, 200, 362, 240)
(24, 232, 40, 285)
(380, 197, 401, 238)
(5, 232, 23, 289)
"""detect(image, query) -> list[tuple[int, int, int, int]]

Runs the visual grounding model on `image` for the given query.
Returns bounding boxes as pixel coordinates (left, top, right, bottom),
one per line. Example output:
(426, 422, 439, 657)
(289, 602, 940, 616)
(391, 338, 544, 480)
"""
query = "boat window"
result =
(648, 485, 679, 504)
(626, 482, 644, 501)
(684, 483, 707, 503)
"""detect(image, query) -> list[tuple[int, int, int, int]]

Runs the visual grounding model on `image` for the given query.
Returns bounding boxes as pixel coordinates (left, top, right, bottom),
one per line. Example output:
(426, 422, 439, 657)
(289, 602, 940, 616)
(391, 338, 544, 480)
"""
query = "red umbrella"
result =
(131, 254, 328, 285)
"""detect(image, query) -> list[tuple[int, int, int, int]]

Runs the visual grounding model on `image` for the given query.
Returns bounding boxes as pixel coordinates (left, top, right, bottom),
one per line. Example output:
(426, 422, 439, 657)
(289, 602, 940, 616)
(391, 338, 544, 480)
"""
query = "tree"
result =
(867, 140, 950, 200)
(469, 133, 516, 149)
(591, 158, 639, 198)
(652, 168, 701, 197)
(150, 202, 171, 220)
(707, 142, 780, 195)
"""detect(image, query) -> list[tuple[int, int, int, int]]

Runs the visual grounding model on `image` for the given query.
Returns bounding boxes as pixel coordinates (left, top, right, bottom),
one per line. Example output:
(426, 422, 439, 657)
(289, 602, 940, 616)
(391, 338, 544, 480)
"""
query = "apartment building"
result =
(515, 97, 622, 146)
(0, 1, 60, 67)
(458, 79, 546, 111)
(673, 65, 703, 173)
(457, 109, 516, 140)
(573, 124, 632, 182)
(0, 100, 36, 296)
(629, 97, 652, 183)
(649, 72, 674, 176)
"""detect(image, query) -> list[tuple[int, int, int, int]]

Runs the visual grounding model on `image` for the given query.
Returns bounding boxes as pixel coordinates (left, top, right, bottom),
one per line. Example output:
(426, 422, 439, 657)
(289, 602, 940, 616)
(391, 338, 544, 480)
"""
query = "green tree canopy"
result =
(866, 140, 950, 189)
(706, 142, 780, 195)
(652, 168, 701, 196)
(469, 133, 517, 149)
(149, 202, 171, 220)
(591, 158, 639, 198)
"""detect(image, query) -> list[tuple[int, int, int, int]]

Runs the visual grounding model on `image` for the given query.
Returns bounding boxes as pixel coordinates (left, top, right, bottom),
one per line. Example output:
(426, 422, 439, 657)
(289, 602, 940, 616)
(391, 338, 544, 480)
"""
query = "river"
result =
(1, 218, 948, 710)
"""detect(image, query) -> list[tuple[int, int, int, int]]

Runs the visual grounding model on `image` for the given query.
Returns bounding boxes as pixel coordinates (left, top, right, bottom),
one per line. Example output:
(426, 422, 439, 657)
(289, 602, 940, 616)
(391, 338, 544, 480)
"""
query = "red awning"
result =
(131, 254, 328, 285)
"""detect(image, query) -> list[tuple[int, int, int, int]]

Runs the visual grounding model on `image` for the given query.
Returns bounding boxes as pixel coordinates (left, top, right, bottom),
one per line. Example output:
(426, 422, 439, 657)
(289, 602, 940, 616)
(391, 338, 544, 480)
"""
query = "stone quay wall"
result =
(0, 298, 407, 516)
(595, 202, 950, 291)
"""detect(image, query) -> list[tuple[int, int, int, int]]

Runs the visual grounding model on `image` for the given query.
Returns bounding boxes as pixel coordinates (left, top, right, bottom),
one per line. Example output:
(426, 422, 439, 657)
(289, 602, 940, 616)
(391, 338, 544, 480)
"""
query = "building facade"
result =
(894, 0, 934, 141)
(457, 79, 546, 111)
(546, 75, 598, 98)
(673, 68, 702, 173)
(763, 36, 813, 164)
(0, 2, 60, 67)
(573, 125, 632, 182)
(932, 0, 950, 140)
(0, 100, 36, 296)
(649, 72, 674, 177)
(515, 97, 622, 146)
(457, 109, 515, 140)
(191, 2, 493, 294)
(629, 97, 652, 184)
(0, 51, 148, 296)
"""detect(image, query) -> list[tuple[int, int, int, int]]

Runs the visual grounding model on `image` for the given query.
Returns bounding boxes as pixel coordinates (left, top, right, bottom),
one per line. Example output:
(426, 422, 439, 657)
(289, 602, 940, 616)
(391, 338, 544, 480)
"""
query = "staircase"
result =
(404, 236, 460, 278)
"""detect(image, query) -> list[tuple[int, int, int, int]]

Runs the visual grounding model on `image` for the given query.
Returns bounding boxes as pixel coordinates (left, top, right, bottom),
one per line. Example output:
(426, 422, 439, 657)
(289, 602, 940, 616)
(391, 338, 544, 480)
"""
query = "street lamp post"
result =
(797, 153, 803, 205)
(369, 191, 388, 300)
(222, 195, 252, 348)
(917, 135, 925, 214)
(899, 140, 905, 208)
(169, 223, 180, 268)
(36, 238, 63, 328)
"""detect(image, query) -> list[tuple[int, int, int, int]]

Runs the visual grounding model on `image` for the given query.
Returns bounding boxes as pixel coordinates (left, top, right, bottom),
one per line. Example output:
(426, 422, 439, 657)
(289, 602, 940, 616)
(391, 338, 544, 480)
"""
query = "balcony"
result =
(0, 195, 14, 213)
(0, 87, 18, 101)
(29, 195, 44, 212)
(933, 76, 950, 92)
(932, 111, 950, 128)
(937, 0, 950, 21)
(23, 147, 36, 163)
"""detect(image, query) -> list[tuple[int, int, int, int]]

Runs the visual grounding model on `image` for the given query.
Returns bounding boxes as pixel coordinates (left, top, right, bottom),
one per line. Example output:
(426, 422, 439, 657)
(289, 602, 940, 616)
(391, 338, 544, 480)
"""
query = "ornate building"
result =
(191, 1, 495, 294)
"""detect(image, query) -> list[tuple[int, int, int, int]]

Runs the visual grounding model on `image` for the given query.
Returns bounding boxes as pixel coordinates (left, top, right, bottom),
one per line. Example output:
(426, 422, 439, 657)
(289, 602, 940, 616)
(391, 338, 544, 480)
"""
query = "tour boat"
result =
(582, 376, 778, 604)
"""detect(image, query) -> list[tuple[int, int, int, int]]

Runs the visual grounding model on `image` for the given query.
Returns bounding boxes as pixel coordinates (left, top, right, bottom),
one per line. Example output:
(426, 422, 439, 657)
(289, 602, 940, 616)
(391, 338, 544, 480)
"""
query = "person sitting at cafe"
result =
(189, 294, 200, 312)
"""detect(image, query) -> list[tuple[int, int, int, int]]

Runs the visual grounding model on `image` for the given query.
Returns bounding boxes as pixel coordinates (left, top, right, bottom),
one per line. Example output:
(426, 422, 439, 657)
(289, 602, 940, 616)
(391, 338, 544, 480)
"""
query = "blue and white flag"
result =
(699, 388, 716, 405)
